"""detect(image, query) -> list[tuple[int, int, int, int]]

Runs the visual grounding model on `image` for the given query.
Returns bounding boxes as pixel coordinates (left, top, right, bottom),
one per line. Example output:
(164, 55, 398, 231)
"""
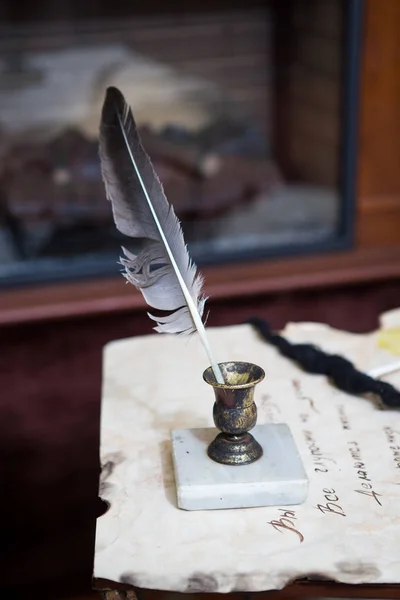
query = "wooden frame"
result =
(0, 0, 399, 325)
(2, 245, 400, 326)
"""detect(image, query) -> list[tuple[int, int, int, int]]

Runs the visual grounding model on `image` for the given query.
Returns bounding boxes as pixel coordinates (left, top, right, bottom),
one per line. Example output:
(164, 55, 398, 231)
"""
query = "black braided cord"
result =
(246, 317, 400, 410)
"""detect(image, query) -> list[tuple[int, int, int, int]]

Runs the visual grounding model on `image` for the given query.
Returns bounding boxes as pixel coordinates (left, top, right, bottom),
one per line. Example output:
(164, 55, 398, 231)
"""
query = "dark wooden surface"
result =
(92, 580, 400, 599)
(37, 579, 400, 600)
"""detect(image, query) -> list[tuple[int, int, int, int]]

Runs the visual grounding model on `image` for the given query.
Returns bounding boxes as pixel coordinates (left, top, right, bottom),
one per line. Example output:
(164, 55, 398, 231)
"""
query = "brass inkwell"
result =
(203, 361, 265, 465)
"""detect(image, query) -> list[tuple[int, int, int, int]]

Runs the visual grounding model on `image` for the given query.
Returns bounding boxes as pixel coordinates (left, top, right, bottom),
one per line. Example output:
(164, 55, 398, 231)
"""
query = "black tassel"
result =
(247, 317, 400, 410)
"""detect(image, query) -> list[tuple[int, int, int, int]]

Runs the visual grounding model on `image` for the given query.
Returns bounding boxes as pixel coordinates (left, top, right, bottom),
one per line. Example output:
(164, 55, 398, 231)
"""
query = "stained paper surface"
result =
(94, 310, 400, 592)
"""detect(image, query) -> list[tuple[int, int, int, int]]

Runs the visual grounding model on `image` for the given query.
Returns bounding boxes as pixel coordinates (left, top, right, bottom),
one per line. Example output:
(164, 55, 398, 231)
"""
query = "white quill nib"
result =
(99, 86, 224, 384)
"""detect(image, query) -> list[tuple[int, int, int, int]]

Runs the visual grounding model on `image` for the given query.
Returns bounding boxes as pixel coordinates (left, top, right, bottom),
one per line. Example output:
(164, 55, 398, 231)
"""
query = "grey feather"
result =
(99, 87, 223, 381)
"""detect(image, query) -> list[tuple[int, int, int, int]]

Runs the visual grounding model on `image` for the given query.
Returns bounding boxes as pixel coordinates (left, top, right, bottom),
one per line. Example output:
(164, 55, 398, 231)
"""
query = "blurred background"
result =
(2, 0, 400, 598)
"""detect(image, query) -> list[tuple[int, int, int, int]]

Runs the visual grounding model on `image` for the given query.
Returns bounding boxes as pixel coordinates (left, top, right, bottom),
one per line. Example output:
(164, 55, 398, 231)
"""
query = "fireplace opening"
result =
(0, 0, 363, 286)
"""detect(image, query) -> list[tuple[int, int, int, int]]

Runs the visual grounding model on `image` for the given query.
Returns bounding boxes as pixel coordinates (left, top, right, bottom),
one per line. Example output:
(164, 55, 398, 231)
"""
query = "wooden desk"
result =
(94, 580, 400, 599)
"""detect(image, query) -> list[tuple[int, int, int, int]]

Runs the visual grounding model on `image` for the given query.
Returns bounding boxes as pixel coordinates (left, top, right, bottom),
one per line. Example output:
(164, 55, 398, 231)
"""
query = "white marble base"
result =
(171, 424, 308, 510)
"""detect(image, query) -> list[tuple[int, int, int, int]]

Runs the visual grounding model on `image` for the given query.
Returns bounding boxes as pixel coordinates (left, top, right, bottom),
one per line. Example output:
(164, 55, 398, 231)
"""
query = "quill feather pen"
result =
(99, 87, 224, 383)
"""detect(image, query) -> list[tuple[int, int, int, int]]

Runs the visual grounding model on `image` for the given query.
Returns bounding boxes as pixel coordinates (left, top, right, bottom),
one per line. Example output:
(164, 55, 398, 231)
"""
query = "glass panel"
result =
(0, 0, 358, 286)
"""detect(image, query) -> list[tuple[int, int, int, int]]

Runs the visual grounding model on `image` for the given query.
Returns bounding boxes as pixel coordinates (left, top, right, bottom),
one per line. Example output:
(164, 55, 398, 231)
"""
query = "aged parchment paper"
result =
(94, 311, 400, 592)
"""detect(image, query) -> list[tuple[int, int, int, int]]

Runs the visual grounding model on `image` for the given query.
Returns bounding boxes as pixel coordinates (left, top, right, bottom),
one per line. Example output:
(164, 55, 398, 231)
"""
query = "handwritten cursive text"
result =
(267, 508, 304, 543)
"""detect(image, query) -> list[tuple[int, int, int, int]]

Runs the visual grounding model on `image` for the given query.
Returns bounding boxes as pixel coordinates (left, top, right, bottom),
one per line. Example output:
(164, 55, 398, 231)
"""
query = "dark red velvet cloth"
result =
(3, 279, 400, 598)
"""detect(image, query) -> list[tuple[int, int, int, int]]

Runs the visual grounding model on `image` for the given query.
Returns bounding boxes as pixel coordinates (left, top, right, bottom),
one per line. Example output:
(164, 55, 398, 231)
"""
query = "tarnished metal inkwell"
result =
(203, 361, 265, 465)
